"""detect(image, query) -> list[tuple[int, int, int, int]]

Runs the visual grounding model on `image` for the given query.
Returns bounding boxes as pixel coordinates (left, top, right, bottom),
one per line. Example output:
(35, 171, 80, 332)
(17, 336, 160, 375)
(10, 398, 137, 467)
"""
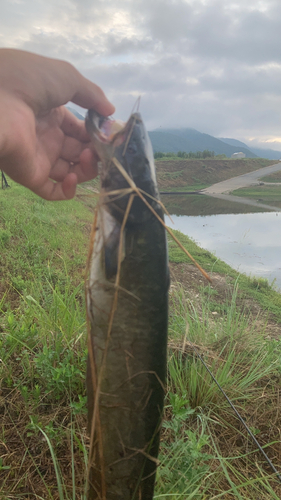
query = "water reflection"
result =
(161, 194, 267, 217)
(166, 211, 281, 289)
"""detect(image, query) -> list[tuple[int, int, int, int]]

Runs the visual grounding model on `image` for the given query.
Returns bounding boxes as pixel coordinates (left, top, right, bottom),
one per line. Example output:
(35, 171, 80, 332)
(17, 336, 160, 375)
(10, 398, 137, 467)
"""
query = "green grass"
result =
(259, 171, 281, 183)
(231, 185, 281, 208)
(158, 170, 185, 180)
(155, 156, 187, 161)
(0, 181, 93, 497)
(162, 194, 266, 216)
(1, 180, 281, 498)
(159, 282, 281, 499)
(160, 184, 209, 192)
(155, 158, 275, 165)
(0, 182, 94, 292)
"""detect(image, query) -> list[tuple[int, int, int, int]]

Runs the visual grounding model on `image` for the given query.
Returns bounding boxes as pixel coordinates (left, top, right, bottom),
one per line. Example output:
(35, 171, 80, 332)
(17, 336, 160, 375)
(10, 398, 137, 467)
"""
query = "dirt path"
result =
(201, 162, 281, 195)
(200, 161, 281, 211)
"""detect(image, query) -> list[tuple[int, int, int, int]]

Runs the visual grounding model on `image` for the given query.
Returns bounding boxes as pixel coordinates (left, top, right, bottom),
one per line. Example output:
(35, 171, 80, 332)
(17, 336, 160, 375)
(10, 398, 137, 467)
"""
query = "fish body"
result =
(85, 111, 169, 500)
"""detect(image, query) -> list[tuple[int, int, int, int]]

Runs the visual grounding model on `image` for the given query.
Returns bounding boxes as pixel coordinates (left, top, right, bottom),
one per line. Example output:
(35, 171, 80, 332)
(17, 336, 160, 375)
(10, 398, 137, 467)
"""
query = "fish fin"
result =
(104, 224, 125, 280)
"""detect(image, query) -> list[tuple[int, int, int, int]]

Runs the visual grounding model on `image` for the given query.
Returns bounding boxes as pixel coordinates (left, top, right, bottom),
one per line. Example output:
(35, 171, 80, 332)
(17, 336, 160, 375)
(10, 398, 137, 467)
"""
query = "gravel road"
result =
(201, 162, 281, 195)
(199, 162, 281, 211)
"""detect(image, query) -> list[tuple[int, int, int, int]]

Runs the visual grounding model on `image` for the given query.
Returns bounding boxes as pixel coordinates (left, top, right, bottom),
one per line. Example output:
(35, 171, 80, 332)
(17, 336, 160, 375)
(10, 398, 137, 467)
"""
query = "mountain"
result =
(220, 138, 281, 160)
(148, 128, 256, 158)
(250, 148, 281, 160)
(219, 138, 250, 149)
(66, 109, 280, 160)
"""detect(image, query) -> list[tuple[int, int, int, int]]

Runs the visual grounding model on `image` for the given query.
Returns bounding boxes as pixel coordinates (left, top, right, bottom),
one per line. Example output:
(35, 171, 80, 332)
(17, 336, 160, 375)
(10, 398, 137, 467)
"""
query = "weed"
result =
(159, 170, 184, 180)
(0, 228, 11, 247)
(1, 182, 281, 498)
(155, 391, 211, 499)
(232, 184, 281, 209)
(249, 276, 271, 291)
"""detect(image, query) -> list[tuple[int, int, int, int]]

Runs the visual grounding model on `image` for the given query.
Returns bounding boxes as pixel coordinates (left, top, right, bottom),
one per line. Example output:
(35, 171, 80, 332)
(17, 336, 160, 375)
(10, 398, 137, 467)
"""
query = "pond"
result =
(163, 195, 281, 290)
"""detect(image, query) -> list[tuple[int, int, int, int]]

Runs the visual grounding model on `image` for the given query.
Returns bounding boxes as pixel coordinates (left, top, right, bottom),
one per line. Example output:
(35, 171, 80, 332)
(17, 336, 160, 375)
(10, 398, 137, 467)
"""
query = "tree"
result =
(154, 152, 164, 159)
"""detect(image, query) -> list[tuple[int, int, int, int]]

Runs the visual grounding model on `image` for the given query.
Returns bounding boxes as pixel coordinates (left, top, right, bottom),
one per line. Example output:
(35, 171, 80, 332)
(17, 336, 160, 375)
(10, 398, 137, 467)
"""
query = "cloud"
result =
(1, 0, 281, 146)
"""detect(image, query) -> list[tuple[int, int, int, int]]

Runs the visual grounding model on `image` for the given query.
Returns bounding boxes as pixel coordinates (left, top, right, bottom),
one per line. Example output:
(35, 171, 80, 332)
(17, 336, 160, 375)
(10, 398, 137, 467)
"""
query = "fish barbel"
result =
(85, 110, 169, 500)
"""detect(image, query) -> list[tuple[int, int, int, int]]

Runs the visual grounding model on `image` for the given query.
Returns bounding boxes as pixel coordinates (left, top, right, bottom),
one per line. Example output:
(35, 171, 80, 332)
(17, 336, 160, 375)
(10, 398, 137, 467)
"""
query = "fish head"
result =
(86, 110, 160, 224)
(118, 112, 157, 194)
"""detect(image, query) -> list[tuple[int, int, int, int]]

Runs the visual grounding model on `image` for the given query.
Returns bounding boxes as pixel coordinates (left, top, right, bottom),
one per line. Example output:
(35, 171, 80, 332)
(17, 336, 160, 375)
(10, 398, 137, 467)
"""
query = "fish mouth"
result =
(85, 110, 124, 142)
(85, 110, 142, 149)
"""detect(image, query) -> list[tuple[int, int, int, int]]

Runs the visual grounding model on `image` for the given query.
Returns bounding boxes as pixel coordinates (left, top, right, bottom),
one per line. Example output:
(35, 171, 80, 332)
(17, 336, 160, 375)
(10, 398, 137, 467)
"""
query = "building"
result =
(231, 152, 246, 159)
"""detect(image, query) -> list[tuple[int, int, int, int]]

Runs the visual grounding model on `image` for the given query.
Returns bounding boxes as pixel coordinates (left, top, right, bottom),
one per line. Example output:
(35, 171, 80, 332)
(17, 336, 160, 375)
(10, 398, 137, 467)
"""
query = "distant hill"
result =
(148, 128, 256, 158)
(66, 109, 280, 161)
(250, 148, 281, 160)
(219, 138, 250, 149)
(220, 138, 281, 160)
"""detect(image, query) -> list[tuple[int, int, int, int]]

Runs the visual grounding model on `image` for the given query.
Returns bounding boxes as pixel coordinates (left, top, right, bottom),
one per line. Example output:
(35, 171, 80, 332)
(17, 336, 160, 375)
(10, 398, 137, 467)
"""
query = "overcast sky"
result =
(2, 0, 281, 149)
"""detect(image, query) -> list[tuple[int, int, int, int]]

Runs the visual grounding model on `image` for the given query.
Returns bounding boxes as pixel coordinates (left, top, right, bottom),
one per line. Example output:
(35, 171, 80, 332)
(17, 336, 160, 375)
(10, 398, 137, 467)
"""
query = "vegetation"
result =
(1, 181, 281, 498)
(155, 158, 277, 192)
(260, 171, 281, 183)
(156, 278, 281, 499)
(162, 193, 267, 216)
(154, 150, 215, 159)
(231, 184, 281, 209)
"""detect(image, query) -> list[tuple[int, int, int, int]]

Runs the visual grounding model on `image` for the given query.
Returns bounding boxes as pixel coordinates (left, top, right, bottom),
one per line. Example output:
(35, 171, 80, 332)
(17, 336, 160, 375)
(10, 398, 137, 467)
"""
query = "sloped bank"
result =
(1, 183, 281, 498)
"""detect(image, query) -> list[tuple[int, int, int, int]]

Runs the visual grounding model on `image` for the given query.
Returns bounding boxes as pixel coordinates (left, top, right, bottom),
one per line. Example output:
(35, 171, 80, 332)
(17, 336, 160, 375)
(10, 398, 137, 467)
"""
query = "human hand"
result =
(0, 49, 115, 200)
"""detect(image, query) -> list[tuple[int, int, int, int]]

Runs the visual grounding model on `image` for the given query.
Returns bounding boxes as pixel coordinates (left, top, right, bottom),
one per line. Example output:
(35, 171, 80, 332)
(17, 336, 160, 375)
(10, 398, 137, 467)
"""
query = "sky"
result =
(2, 0, 281, 149)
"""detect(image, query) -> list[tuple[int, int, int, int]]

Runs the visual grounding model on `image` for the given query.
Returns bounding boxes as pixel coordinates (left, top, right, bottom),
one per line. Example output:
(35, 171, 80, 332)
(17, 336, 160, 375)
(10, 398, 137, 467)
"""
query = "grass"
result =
(155, 158, 276, 167)
(155, 156, 190, 161)
(158, 281, 281, 499)
(160, 185, 209, 192)
(231, 184, 281, 208)
(1, 180, 281, 498)
(156, 170, 209, 191)
(260, 171, 281, 183)
(0, 181, 94, 498)
(155, 158, 277, 193)
(162, 194, 265, 216)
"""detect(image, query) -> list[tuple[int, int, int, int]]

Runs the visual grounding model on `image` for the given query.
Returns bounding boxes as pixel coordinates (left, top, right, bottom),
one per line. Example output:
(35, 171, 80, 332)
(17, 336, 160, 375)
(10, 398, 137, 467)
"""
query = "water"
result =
(166, 211, 281, 289)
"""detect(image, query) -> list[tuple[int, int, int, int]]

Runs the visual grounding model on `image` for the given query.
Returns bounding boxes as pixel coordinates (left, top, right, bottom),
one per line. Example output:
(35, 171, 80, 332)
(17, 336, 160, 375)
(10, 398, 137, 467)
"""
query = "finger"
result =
(72, 75, 115, 116)
(79, 148, 99, 181)
(49, 150, 98, 184)
(49, 158, 71, 182)
(60, 107, 90, 142)
(34, 172, 78, 201)
(60, 134, 88, 161)
(36, 58, 115, 116)
(61, 173, 78, 199)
